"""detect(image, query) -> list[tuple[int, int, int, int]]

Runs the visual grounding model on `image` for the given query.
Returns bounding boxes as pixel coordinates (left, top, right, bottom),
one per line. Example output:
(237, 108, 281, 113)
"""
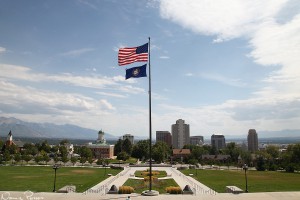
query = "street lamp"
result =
(52, 164, 59, 192)
(243, 164, 248, 193)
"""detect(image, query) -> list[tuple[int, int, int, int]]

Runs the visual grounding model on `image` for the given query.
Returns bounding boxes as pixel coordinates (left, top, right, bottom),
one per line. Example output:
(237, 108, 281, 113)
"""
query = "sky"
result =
(0, 0, 300, 138)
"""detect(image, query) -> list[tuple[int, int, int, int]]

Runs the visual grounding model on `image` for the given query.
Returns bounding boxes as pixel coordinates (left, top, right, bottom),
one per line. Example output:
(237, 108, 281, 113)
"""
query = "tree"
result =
(7, 144, 18, 155)
(281, 143, 300, 172)
(53, 154, 59, 164)
(71, 157, 78, 166)
(80, 157, 87, 166)
(256, 156, 266, 171)
(122, 138, 133, 155)
(14, 153, 22, 164)
(59, 146, 68, 158)
(152, 141, 171, 163)
(0, 139, 3, 150)
(131, 140, 149, 160)
(39, 140, 51, 153)
(3, 150, 11, 163)
(88, 157, 93, 165)
(117, 151, 129, 161)
(78, 146, 92, 160)
(224, 142, 240, 163)
(114, 139, 123, 156)
(96, 158, 104, 166)
(23, 143, 38, 156)
(34, 155, 43, 164)
(22, 154, 32, 164)
(43, 154, 51, 165)
(61, 155, 69, 166)
(60, 139, 70, 145)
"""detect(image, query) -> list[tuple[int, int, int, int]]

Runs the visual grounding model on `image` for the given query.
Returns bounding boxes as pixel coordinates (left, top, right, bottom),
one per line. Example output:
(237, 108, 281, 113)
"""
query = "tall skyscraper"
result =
(172, 119, 190, 149)
(211, 134, 226, 150)
(156, 131, 172, 146)
(247, 129, 258, 152)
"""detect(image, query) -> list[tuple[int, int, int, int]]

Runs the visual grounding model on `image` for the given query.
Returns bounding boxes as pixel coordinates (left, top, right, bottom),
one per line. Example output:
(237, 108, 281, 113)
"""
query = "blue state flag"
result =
(126, 64, 147, 80)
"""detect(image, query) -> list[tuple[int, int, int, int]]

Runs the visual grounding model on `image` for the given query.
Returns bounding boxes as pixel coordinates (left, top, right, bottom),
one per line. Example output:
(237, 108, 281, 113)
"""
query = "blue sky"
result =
(1, 0, 300, 138)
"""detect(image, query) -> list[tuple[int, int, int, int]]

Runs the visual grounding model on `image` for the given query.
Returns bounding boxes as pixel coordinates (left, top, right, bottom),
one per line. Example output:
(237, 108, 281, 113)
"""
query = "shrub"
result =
(165, 186, 182, 194)
(118, 186, 134, 194)
(110, 166, 124, 170)
(141, 171, 160, 176)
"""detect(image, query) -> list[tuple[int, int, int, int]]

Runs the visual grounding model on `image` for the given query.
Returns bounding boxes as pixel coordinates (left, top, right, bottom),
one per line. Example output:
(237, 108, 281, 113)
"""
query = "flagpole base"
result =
(141, 190, 159, 196)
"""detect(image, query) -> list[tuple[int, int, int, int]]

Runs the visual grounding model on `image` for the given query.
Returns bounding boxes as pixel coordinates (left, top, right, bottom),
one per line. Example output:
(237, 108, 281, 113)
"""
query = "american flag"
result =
(118, 43, 148, 66)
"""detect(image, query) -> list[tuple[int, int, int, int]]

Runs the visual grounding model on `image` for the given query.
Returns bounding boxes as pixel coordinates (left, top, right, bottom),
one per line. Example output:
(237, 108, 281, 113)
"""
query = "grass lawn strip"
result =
(182, 169, 300, 193)
(0, 166, 121, 192)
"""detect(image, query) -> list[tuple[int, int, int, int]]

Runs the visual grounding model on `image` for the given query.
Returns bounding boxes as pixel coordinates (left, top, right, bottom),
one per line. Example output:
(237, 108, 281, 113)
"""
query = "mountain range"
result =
(0, 117, 117, 140)
(0, 117, 299, 141)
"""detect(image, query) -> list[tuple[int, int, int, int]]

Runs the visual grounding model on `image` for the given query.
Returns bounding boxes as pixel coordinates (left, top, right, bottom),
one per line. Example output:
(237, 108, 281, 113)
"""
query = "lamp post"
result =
(243, 164, 248, 193)
(52, 164, 59, 192)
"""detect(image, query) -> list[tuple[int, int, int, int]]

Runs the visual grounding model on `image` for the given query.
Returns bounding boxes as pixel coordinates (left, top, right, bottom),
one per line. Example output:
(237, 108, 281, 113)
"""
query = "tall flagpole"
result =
(148, 37, 153, 192)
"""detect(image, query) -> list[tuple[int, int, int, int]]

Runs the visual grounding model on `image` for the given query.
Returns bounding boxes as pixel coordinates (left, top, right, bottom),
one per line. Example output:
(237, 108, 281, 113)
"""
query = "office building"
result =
(122, 134, 134, 145)
(211, 134, 226, 150)
(190, 136, 204, 146)
(156, 131, 172, 146)
(247, 129, 258, 152)
(172, 119, 190, 149)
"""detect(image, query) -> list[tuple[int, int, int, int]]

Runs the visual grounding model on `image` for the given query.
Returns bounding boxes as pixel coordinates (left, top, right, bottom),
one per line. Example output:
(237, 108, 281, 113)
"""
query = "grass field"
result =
(123, 178, 179, 194)
(0, 166, 122, 192)
(182, 169, 300, 193)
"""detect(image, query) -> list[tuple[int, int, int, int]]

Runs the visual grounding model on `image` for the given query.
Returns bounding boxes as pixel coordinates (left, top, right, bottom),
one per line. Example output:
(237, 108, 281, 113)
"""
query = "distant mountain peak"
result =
(0, 116, 117, 140)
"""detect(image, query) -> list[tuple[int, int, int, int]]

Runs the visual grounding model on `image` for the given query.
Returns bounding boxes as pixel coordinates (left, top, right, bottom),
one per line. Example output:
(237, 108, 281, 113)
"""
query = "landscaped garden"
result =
(182, 168, 300, 193)
(0, 166, 122, 192)
(121, 170, 181, 194)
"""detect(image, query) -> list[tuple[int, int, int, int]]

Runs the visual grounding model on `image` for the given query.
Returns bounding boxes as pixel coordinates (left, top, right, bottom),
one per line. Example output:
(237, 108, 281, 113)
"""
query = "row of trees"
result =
(114, 139, 171, 163)
(1, 137, 299, 172)
(0, 139, 94, 166)
(114, 138, 300, 173)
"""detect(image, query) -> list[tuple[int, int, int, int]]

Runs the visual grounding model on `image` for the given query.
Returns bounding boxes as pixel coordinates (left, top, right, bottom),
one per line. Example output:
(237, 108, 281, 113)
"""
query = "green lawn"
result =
(123, 178, 179, 194)
(182, 169, 300, 193)
(0, 166, 122, 192)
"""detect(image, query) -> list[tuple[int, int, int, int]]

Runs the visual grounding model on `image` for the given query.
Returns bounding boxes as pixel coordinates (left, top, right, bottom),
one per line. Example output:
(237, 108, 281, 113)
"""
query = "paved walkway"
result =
(84, 166, 215, 196)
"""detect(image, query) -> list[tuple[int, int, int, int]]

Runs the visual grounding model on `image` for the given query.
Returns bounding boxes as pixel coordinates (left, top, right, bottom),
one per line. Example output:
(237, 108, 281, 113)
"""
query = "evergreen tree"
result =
(122, 138, 133, 155)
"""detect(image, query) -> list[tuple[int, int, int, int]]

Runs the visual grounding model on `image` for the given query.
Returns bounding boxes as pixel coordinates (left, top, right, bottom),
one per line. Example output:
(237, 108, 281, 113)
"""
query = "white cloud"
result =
(96, 91, 127, 98)
(250, 14, 300, 79)
(185, 73, 193, 77)
(158, 0, 300, 133)
(0, 80, 102, 113)
(159, 0, 300, 90)
(0, 47, 6, 54)
(199, 72, 247, 87)
(0, 64, 144, 92)
(159, 55, 169, 59)
(61, 48, 95, 57)
(78, 0, 98, 10)
(159, 0, 288, 41)
(99, 99, 116, 110)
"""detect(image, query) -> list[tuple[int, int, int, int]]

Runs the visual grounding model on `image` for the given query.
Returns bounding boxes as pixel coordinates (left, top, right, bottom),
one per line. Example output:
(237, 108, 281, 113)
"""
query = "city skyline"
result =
(1, 1, 300, 137)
